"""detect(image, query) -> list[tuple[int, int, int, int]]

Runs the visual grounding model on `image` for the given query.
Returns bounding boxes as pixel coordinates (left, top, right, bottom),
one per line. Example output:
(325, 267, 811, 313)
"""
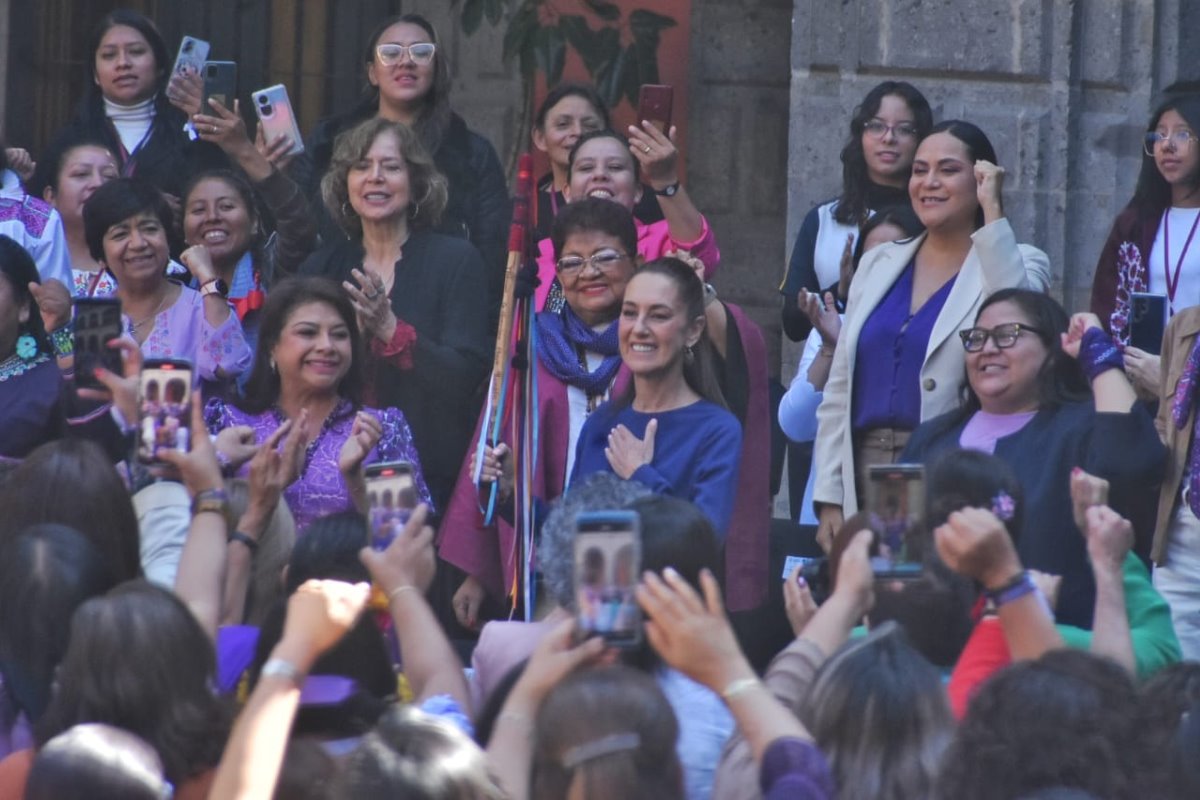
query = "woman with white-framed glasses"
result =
(902, 288, 1163, 629)
(299, 13, 509, 307)
(1091, 94, 1200, 396)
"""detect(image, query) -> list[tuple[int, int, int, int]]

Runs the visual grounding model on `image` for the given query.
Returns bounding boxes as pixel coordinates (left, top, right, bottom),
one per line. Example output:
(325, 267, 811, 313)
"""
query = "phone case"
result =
(137, 359, 194, 464)
(173, 36, 210, 77)
(573, 511, 642, 647)
(1129, 292, 1166, 355)
(73, 298, 123, 389)
(252, 84, 305, 155)
(637, 84, 674, 133)
(202, 61, 238, 115)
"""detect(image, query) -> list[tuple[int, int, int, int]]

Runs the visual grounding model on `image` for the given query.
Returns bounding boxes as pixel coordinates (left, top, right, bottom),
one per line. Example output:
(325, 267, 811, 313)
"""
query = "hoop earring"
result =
(409, 200, 420, 220)
(15, 333, 38, 362)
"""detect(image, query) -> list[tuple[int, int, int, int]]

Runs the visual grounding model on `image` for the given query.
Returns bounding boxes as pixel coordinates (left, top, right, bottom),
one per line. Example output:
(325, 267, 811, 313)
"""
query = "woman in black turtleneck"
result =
(779, 81, 933, 341)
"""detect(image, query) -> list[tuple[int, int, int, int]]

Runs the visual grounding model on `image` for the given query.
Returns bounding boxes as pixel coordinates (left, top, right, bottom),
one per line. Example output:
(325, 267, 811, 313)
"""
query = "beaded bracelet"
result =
(51, 324, 73, 358)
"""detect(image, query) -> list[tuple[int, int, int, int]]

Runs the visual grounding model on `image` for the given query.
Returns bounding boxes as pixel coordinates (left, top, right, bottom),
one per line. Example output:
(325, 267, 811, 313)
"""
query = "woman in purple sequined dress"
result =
(205, 277, 431, 531)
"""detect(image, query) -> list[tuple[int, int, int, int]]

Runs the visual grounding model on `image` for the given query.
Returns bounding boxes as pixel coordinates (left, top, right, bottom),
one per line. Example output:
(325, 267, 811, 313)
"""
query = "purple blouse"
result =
(760, 738, 835, 800)
(959, 409, 1038, 453)
(852, 262, 956, 431)
(204, 398, 433, 532)
(128, 282, 252, 382)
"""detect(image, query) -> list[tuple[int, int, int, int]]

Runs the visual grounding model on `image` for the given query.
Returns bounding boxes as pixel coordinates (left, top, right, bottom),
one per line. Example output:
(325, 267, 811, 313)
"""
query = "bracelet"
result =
(227, 530, 259, 555)
(191, 488, 232, 528)
(984, 571, 1036, 608)
(1078, 327, 1123, 381)
(721, 677, 763, 700)
(51, 324, 74, 358)
(261, 657, 305, 687)
(388, 584, 421, 603)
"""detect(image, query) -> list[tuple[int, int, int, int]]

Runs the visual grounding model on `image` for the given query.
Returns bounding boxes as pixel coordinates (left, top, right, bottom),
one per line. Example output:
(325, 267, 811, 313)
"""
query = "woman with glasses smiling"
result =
(1091, 94, 1200, 395)
(901, 288, 1163, 629)
(299, 13, 509, 307)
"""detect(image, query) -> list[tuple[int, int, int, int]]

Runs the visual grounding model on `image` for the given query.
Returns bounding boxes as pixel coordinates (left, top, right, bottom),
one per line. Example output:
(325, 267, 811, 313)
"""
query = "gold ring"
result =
(643, 145, 651, 153)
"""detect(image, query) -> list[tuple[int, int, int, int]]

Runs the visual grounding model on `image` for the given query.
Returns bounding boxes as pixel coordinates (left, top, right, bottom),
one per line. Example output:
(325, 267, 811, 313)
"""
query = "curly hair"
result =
(322, 117, 449, 237)
(938, 649, 1150, 800)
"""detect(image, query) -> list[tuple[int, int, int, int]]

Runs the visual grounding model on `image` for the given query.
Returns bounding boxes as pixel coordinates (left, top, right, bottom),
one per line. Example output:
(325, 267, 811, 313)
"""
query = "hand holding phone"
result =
(138, 359, 193, 464)
(252, 84, 304, 157)
(202, 61, 238, 117)
(173, 36, 210, 77)
(73, 297, 123, 390)
(637, 84, 673, 134)
(574, 510, 642, 647)
(365, 462, 418, 550)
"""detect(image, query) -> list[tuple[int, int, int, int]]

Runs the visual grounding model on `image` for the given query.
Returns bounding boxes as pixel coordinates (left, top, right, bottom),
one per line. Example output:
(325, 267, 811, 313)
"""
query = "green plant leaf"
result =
(461, 0, 484, 35)
(594, 45, 631, 108)
(535, 25, 567, 86)
(583, 0, 621, 22)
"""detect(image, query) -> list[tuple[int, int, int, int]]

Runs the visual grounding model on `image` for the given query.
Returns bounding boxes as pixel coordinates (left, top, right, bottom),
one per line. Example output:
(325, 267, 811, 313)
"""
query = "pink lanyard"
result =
(1164, 208, 1200, 314)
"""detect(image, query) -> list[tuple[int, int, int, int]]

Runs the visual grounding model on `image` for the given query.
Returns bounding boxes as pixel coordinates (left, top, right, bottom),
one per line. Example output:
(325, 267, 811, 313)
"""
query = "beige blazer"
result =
(1153, 306, 1200, 564)
(812, 218, 1051, 515)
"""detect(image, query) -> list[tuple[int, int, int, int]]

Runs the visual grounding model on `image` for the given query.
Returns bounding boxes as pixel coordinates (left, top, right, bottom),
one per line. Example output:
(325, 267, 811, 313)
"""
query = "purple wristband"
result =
(1079, 327, 1123, 381)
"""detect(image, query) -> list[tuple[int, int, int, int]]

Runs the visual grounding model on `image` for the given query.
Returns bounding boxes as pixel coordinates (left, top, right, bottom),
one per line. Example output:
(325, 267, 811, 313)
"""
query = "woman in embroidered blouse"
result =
(299, 118, 490, 510)
(1090, 93, 1200, 396)
(812, 120, 1051, 551)
(205, 277, 431, 532)
(33, 136, 120, 297)
(534, 129, 720, 312)
(82, 177, 251, 387)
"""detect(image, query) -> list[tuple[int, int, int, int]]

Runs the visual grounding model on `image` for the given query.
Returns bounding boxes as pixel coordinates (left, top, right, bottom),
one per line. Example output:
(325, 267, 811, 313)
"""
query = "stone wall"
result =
(785, 0, 1200, 376)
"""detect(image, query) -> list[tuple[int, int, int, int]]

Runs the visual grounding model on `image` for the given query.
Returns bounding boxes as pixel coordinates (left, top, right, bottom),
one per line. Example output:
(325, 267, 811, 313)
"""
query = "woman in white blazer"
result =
(812, 120, 1051, 550)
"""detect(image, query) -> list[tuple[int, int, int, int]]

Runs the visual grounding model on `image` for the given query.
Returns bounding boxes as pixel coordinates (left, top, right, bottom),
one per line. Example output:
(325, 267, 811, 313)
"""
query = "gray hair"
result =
(539, 473, 653, 610)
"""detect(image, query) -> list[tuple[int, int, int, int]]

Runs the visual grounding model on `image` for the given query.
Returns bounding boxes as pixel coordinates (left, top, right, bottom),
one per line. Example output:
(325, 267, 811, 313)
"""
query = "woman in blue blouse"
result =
(571, 257, 741, 537)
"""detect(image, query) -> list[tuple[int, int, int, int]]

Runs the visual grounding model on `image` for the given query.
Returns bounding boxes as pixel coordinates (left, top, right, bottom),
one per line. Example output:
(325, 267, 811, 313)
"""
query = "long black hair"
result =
(0, 235, 51, 357)
(833, 81, 933, 225)
(1129, 94, 1200, 217)
(78, 10, 173, 127)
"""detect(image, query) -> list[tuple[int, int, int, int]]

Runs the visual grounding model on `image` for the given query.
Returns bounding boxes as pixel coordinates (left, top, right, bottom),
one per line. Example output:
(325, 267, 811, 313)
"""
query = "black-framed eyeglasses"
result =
(958, 323, 1045, 352)
(863, 119, 919, 140)
(376, 42, 436, 66)
(1144, 130, 1196, 156)
(555, 248, 629, 276)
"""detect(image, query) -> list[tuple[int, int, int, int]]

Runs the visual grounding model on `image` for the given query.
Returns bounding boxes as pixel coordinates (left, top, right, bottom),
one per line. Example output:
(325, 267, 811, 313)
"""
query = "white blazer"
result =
(812, 218, 1051, 515)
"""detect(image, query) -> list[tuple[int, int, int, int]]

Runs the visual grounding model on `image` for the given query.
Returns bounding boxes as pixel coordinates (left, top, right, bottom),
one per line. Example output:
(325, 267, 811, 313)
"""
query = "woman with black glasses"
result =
(1091, 94, 1200, 395)
(901, 289, 1163, 628)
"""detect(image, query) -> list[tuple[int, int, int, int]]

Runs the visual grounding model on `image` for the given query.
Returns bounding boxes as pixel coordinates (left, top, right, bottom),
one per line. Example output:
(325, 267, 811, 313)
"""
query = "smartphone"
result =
(637, 84, 674, 133)
(1130, 292, 1167, 355)
(866, 463, 926, 579)
(252, 84, 305, 156)
(137, 359, 193, 464)
(573, 510, 642, 647)
(365, 462, 418, 550)
(73, 297, 123, 390)
(202, 61, 238, 116)
(172, 36, 210, 77)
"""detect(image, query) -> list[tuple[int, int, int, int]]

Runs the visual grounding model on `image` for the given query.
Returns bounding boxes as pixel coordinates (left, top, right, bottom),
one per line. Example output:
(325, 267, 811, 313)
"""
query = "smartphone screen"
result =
(1129, 292, 1166, 355)
(866, 464, 925, 578)
(137, 360, 193, 464)
(202, 61, 237, 115)
(637, 84, 673, 133)
(73, 297, 123, 389)
(365, 462, 417, 550)
(573, 510, 642, 647)
(173, 36, 209, 77)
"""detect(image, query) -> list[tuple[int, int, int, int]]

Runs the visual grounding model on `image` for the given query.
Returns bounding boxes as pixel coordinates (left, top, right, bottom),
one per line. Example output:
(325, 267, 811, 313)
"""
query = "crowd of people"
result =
(0, 5, 1198, 799)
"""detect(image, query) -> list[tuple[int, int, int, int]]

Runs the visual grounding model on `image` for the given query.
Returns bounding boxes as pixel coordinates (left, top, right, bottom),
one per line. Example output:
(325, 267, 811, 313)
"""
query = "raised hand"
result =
(359, 504, 436, 596)
(344, 268, 398, 343)
(605, 420, 656, 479)
(974, 159, 1005, 223)
(338, 410, 382, 477)
(934, 507, 1023, 589)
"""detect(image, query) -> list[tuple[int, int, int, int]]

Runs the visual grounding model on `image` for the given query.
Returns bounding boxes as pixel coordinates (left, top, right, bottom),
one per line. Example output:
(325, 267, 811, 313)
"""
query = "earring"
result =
(15, 333, 38, 362)
(409, 199, 421, 220)
(342, 201, 356, 218)
(684, 344, 695, 363)
(269, 357, 277, 374)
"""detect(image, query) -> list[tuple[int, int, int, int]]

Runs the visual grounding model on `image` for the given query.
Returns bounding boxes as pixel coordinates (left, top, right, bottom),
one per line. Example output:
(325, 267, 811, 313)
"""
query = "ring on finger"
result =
(643, 145, 651, 153)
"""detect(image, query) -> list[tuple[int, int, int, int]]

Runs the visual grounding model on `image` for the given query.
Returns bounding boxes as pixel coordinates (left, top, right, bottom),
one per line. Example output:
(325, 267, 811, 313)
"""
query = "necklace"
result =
(127, 287, 173, 337)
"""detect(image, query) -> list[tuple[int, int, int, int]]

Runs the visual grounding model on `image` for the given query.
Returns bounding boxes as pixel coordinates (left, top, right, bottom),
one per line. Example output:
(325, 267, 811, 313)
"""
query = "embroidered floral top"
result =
(204, 398, 433, 532)
(128, 282, 252, 383)
(71, 268, 118, 298)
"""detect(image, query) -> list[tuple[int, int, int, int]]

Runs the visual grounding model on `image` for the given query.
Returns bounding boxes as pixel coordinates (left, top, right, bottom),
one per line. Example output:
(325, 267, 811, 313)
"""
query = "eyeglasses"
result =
(958, 323, 1045, 352)
(863, 119, 919, 140)
(375, 42, 436, 66)
(1144, 130, 1196, 156)
(555, 249, 629, 276)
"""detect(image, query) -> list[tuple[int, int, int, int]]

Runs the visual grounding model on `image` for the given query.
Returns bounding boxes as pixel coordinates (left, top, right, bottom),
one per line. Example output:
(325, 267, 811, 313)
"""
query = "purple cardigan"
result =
(205, 398, 432, 532)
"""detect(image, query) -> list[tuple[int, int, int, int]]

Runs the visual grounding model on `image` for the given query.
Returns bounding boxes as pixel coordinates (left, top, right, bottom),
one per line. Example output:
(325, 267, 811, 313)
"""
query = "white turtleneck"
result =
(104, 96, 156, 155)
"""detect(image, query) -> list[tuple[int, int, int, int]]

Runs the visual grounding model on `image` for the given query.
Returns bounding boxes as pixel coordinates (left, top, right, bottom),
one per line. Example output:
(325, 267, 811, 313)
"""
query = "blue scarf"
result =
(535, 306, 621, 395)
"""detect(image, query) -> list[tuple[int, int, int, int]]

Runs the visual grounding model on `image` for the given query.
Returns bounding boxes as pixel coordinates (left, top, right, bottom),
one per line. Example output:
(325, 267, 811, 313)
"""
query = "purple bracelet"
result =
(1078, 327, 1123, 381)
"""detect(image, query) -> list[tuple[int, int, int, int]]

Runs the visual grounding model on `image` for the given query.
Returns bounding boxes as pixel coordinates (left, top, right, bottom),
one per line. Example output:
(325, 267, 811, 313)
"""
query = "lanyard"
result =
(1163, 208, 1200, 314)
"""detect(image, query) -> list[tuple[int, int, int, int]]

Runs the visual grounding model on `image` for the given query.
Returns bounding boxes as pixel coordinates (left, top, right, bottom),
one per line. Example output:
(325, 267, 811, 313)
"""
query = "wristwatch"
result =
(654, 181, 680, 198)
(199, 278, 229, 299)
(192, 488, 234, 530)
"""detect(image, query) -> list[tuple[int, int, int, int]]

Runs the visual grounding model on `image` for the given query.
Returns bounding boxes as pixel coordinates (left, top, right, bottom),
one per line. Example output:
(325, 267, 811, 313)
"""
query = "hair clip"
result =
(991, 491, 1016, 522)
(561, 732, 641, 770)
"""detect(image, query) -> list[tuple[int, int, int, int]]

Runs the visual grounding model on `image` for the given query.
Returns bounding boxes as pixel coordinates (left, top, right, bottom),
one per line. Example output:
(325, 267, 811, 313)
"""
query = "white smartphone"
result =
(172, 36, 210, 77)
(252, 84, 305, 156)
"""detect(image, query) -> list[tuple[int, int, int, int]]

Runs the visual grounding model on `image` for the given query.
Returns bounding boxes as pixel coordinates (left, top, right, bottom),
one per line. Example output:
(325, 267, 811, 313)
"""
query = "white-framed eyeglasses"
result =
(555, 249, 629, 276)
(1144, 130, 1196, 156)
(376, 42, 436, 66)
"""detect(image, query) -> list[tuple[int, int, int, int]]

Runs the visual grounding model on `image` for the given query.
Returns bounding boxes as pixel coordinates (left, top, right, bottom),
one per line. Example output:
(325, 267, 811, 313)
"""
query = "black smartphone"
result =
(137, 359, 193, 464)
(202, 61, 238, 115)
(1130, 292, 1167, 355)
(637, 84, 673, 133)
(573, 510, 642, 647)
(866, 463, 926, 579)
(365, 461, 417, 550)
(73, 297, 123, 389)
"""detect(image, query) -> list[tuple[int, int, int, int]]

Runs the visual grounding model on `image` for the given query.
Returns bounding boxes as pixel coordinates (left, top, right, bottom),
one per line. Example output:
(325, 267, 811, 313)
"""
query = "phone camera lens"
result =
(256, 94, 268, 105)
(259, 103, 274, 116)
